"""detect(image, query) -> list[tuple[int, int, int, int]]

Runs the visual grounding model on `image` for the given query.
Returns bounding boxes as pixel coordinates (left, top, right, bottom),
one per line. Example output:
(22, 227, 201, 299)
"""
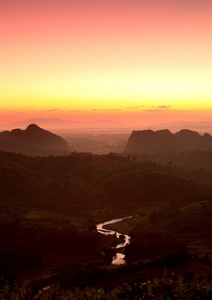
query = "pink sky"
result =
(1, 0, 212, 129)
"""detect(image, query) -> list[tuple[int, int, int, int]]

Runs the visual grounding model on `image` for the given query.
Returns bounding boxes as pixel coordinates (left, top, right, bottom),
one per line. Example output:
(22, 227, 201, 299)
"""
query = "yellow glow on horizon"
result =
(1, 0, 212, 122)
(1, 67, 212, 112)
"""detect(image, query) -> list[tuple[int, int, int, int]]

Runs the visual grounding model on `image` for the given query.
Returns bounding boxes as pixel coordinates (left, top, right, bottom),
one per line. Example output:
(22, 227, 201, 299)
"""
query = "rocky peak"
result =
(26, 124, 41, 131)
(126, 129, 212, 154)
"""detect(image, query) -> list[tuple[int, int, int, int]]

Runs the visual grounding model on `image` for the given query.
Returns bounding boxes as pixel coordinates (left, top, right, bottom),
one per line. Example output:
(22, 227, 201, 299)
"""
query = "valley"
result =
(0, 127, 212, 298)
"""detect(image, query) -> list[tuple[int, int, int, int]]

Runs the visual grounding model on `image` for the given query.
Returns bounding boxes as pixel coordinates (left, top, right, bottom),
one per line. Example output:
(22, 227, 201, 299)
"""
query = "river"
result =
(96, 216, 134, 265)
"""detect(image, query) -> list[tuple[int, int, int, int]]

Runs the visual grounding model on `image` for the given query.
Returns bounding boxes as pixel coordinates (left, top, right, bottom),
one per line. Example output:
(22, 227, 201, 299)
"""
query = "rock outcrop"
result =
(0, 124, 69, 156)
(126, 129, 212, 154)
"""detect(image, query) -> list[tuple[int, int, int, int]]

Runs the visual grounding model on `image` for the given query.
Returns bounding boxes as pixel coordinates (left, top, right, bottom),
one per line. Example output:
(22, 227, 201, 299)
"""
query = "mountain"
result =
(0, 118, 119, 133)
(126, 129, 212, 154)
(0, 119, 73, 131)
(0, 124, 69, 156)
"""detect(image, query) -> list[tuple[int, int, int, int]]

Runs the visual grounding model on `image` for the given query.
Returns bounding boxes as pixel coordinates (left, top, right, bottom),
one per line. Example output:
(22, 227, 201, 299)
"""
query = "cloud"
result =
(125, 105, 145, 110)
(157, 105, 171, 109)
(92, 109, 110, 112)
(144, 105, 173, 112)
(45, 109, 84, 113)
(45, 109, 61, 112)
(150, 105, 172, 110)
(67, 109, 81, 113)
(91, 108, 123, 112)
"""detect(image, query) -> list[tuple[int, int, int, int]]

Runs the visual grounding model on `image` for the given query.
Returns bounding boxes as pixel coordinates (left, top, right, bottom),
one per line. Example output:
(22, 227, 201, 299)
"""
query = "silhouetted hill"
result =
(0, 150, 212, 294)
(0, 124, 69, 156)
(126, 129, 212, 154)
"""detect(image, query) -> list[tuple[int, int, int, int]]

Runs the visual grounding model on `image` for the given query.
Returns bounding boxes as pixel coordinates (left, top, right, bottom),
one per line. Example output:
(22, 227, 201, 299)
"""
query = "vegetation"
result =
(1, 272, 211, 299)
(0, 149, 212, 297)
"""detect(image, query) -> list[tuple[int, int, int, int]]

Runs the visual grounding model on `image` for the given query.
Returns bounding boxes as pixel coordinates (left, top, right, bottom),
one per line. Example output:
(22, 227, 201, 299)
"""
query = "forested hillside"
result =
(126, 129, 212, 154)
(0, 150, 212, 297)
(0, 124, 69, 156)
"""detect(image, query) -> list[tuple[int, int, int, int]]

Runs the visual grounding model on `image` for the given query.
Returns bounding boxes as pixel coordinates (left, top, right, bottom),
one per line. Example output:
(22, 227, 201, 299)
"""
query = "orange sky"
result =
(1, 0, 212, 128)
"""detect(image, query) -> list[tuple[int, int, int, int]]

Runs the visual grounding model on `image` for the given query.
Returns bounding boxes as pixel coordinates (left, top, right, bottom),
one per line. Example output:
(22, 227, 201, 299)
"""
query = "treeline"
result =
(124, 194, 212, 270)
(132, 150, 212, 174)
(1, 150, 210, 211)
(0, 150, 212, 285)
(1, 271, 211, 299)
(0, 204, 101, 273)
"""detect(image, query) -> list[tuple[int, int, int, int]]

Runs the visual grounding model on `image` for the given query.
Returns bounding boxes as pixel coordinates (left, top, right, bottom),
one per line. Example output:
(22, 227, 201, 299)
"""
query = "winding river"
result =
(96, 216, 134, 265)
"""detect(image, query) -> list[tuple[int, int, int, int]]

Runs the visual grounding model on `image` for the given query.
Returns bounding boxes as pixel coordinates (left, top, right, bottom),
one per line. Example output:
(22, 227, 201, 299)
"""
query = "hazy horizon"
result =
(1, 117, 212, 136)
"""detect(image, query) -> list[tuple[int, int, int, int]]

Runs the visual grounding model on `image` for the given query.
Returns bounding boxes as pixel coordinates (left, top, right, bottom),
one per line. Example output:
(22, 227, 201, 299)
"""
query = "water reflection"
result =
(96, 216, 133, 265)
(112, 253, 125, 265)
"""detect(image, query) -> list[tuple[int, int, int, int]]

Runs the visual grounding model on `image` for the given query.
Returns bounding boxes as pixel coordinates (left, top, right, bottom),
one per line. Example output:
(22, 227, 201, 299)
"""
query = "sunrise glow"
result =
(1, 0, 212, 127)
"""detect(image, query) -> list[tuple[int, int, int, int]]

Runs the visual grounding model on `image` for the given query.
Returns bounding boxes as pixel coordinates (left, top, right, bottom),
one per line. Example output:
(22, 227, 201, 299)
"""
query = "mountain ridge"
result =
(126, 129, 212, 154)
(0, 123, 69, 156)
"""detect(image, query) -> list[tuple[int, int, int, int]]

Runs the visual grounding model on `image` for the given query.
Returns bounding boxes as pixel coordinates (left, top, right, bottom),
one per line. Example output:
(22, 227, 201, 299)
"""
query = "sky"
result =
(1, 0, 212, 129)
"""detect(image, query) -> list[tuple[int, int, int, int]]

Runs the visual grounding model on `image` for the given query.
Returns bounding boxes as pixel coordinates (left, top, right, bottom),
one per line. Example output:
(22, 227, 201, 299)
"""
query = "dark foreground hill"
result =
(126, 129, 212, 154)
(0, 150, 211, 297)
(0, 123, 69, 156)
